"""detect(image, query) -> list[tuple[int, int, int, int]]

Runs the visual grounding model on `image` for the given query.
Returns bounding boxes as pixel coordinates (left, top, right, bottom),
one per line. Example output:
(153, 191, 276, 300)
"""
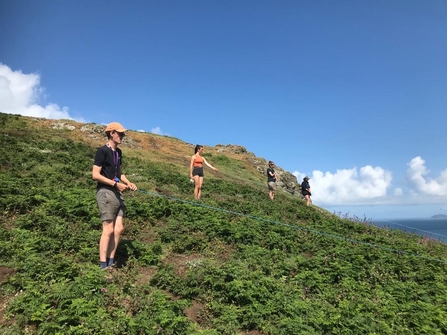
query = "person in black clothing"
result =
(301, 176, 312, 206)
(267, 161, 278, 200)
(92, 122, 137, 269)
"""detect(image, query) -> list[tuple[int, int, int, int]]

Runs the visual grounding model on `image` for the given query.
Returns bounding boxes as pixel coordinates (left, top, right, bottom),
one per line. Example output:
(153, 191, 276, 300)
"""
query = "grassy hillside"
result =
(1, 113, 447, 335)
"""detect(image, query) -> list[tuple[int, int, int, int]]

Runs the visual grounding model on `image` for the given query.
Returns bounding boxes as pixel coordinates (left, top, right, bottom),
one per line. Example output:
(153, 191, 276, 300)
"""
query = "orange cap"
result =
(105, 122, 127, 132)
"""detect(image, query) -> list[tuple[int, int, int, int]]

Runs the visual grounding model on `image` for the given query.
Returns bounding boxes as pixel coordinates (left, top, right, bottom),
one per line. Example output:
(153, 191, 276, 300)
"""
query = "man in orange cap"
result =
(92, 122, 137, 269)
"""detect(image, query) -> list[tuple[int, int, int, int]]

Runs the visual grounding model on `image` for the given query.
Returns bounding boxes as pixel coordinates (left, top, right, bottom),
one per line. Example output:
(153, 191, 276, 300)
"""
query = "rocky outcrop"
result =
(216, 144, 248, 155)
(50, 121, 141, 148)
(215, 144, 302, 197)
(51, 121, 76, 131)
(254, 158, 301, 197)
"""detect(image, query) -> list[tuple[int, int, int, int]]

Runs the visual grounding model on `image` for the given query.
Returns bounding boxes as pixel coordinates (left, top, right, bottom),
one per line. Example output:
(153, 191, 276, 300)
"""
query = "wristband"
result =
(113, 177, 119, 188)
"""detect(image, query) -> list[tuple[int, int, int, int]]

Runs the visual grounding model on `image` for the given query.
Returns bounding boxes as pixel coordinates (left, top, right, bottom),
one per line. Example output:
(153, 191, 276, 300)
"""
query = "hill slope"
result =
(1, 113, 447, 334)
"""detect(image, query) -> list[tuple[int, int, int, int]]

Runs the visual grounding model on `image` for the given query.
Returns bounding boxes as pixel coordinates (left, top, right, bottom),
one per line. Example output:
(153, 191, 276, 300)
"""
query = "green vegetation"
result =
(1, 113, 447, 334)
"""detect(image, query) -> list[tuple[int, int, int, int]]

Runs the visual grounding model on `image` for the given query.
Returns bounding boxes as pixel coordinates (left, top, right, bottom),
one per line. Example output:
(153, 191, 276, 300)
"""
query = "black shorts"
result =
(193, 166, 204, 177)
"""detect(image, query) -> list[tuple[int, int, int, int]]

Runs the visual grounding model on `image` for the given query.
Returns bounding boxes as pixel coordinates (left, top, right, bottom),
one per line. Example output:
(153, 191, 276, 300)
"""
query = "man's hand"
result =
(127, 182, 137, 191)
(116, 183, 128, 192)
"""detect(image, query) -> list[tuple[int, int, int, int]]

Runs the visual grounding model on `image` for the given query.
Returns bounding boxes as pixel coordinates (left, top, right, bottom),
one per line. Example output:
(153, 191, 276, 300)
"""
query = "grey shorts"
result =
(96, 188, 126, 221)
(268, 182, 276, 190)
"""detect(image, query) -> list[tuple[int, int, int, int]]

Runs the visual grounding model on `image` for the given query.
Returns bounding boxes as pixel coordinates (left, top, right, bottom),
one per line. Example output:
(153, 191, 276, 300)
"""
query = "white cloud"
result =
(407, 156, 447, 196)
(394, 188, 403, 196)
(293, 165, 392, 206)
(150, 126, 169, 136)
(0, 63, 84, 122)
(293, 157, 447, 209)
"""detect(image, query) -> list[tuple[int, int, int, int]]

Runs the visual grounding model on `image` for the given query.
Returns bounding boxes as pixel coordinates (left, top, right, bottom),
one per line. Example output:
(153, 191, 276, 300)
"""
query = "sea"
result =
(370, 218, 447, 244)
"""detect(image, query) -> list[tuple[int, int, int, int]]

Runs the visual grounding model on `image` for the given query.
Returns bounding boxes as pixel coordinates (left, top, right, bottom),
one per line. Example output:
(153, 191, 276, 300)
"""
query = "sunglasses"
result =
(115, 131, 125, 137)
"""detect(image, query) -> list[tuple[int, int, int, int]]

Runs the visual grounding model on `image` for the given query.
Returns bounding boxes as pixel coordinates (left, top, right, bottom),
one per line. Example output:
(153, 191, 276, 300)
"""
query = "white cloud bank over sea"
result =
(293, 157, 447, 215)
(407, 156, 447, 197)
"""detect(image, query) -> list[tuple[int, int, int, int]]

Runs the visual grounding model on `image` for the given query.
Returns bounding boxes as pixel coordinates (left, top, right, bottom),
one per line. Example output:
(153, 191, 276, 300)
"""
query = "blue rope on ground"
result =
(136, 189, 447, 265)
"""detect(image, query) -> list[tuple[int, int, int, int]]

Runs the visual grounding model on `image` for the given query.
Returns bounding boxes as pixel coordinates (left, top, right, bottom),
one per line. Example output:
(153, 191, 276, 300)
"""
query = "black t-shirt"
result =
(301, 180, 311, 195)
(93, 145, 123, 189)
(267, 168, 276, 183)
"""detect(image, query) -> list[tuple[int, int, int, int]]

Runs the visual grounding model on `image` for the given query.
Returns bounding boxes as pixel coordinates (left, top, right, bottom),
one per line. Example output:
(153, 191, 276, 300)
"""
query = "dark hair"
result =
(194, 145, 203, 154)
(268, 160, 274, 167)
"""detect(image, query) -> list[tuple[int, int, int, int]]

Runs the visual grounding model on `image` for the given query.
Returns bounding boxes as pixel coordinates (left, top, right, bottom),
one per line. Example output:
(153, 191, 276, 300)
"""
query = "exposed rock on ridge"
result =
(216, 144, 302, 197)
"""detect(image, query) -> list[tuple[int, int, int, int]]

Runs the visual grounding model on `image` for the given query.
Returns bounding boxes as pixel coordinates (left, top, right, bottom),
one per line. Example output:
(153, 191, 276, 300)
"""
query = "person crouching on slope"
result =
(190, 144, 218, 200)
(92, 122, 137, 269)
(267, 161, 278, 200)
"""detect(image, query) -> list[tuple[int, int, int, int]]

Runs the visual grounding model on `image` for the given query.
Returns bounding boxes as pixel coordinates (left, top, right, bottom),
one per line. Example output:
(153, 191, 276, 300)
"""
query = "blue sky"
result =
(1, 1, 446, 219)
